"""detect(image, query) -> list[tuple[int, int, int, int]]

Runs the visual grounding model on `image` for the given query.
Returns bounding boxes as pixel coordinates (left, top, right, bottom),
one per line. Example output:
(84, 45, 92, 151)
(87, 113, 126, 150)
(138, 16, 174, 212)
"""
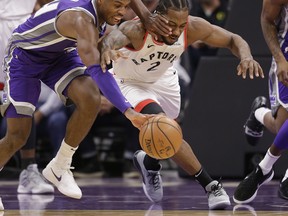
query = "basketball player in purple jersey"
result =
(1, 0, 171, 199)
(100, 0, 264, 209)
(234, 0, 288, 204)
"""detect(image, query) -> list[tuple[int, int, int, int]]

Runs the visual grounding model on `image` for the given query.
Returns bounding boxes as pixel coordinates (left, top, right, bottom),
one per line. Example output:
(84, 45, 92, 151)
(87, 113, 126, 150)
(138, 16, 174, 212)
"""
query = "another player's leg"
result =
(244, 96, 270, 145)
(17, 121, 54, 194)
(234, 109, 288, 203)
(42, 75, 101, 199)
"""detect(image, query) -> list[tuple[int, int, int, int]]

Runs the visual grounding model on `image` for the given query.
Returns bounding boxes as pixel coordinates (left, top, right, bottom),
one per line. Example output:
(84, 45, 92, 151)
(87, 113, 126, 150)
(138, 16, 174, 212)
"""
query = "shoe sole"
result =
(233, 171, 274, 204)
(209, 200, 231, 210)
(17, 185, 54, 194)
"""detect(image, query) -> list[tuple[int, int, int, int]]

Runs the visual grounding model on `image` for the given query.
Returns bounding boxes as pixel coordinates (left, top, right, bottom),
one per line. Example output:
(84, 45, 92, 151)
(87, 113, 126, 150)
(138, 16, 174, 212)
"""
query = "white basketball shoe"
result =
(17, 164, 54, 194)
(42, 158, 82, 199)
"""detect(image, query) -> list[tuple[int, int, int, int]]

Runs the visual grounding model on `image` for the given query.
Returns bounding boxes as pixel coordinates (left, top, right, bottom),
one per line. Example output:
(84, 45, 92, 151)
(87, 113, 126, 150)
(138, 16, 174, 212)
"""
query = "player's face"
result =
(99, 0, 131, 25)
(158, 9, 189, 45)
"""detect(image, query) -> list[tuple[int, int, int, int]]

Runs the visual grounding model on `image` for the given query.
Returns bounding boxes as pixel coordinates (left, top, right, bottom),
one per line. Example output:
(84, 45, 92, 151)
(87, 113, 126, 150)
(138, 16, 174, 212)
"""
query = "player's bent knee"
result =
(68, 76, 101, 114)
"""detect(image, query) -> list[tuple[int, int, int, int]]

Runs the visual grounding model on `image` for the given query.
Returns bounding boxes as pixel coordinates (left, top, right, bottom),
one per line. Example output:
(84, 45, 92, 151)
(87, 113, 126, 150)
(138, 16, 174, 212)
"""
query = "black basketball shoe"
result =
(278, 177, 288, 200)
(244, 96, 268, 146)
(233, 165, 274, 204)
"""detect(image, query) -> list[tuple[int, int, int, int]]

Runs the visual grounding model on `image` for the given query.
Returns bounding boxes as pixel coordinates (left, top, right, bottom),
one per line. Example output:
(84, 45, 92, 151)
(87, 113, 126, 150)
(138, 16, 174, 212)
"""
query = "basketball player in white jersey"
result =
(0, 0, 37, 84)
(100, 0, 264, 210)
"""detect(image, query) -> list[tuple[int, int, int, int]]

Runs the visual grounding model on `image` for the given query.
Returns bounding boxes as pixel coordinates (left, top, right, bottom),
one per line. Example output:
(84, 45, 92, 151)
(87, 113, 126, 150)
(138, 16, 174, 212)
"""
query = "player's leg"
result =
(18, 120, 54, 194)
(234, 70, 288, 203)
(41, 50, 101, 199)
(171, 139, 230, 209)
(135, 101, 230, 209)
(133, 102, 164, 202)
(271, 107, 288, 199)
(42, 75, 100, 199)
(244, 61, 280, 146)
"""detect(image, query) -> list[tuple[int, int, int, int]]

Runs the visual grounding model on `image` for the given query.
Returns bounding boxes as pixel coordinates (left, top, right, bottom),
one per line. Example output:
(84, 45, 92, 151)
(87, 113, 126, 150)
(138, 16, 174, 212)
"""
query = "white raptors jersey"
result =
(112, 30, 187, 83)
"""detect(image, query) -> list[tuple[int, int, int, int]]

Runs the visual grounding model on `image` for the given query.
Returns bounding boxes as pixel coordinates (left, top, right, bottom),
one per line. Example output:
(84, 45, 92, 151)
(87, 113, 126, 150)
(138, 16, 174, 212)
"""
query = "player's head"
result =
(97, 0, 131, 26)
(155, 0, 190, 45)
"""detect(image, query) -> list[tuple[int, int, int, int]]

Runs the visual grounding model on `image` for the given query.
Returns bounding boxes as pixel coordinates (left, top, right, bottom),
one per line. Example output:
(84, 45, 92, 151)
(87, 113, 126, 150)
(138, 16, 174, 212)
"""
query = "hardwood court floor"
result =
(0, 171, 288, 216)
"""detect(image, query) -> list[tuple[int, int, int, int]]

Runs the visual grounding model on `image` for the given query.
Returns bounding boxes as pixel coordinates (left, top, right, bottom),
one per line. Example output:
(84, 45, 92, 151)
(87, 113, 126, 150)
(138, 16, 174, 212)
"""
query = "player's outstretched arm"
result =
(187, 16, 264, 79)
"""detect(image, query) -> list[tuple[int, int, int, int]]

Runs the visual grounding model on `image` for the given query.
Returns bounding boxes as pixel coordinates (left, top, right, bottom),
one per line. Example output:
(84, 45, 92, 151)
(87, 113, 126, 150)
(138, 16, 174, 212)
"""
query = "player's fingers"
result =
(248, 61, 254, 79)
(100, 55, 108, 71)
(117, 51, 128, 59)
(237, 64, 247, 79)
(258, 64, 264, 78)
(155, 16, 172, 35)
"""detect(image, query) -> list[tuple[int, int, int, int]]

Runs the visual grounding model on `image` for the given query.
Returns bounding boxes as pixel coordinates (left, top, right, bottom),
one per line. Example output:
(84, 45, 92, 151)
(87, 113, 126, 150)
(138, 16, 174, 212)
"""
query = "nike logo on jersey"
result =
(51, 168, 62, 182)
(147, 44, 154, 48)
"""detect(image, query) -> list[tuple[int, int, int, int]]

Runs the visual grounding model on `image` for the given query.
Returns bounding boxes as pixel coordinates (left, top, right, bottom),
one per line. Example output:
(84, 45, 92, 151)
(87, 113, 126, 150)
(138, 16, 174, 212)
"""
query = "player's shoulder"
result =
(187, 15, 213, 33)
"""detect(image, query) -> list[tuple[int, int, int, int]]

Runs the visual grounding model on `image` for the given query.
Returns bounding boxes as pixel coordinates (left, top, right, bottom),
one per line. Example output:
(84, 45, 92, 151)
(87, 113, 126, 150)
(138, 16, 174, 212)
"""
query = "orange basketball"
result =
(139, 115, 183, 159)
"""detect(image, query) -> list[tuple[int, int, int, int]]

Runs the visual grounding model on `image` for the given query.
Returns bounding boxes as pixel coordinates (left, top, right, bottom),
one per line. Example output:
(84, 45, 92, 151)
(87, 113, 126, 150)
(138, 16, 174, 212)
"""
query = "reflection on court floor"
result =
(0, 171, 288, 216)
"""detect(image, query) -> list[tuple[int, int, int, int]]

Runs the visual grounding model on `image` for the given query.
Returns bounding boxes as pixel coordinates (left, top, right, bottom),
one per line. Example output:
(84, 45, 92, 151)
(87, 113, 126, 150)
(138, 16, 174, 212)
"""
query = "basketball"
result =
(139, 115, 183, 159)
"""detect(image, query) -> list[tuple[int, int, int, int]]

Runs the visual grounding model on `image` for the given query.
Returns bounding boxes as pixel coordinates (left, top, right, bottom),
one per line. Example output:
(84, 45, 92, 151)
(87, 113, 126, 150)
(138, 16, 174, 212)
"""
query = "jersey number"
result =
(147, 61, 160, 71)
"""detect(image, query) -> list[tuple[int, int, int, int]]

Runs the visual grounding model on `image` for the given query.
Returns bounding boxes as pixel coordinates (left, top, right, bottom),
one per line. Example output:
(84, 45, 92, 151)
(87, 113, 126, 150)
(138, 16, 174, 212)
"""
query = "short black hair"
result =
(155, 0, 190, 14)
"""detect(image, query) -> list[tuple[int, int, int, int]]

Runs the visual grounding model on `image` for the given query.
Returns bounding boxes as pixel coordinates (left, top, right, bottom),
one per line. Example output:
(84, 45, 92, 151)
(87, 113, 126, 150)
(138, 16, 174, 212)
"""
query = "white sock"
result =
(54, 139, 78, 168)
(282, 169, 288, 182)
(255, 107, 271, 125)
(259, 149, 280, 175)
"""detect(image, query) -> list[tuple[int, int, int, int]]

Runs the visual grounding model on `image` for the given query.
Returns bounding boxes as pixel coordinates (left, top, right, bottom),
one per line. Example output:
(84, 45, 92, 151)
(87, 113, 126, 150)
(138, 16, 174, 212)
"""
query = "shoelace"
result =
(148, 172, 161, 190)
(210, 182, 223, 197)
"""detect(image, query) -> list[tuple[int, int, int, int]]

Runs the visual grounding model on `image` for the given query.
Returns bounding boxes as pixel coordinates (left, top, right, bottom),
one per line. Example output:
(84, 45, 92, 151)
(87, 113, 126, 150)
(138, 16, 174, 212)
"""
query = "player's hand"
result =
(143, 13, 172, 40)
(124, 108, 154, 129)
(100, 49, 128, 71)
(276, 61, 288, 87)
(237, 58, 264, 79)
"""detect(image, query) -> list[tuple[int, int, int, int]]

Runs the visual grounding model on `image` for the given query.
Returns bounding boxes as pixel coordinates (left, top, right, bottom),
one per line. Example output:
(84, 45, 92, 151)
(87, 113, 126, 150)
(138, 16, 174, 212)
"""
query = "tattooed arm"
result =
(100, 20, 146, 71)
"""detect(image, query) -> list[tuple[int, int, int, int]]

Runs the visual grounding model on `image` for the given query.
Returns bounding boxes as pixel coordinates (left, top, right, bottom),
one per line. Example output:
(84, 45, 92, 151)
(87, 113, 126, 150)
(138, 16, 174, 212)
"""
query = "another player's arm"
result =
(261, 0, 288, 85)
(100, 20, 145, 70)
(187, 16, 263, 79)
(130, 0, 171, 38)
